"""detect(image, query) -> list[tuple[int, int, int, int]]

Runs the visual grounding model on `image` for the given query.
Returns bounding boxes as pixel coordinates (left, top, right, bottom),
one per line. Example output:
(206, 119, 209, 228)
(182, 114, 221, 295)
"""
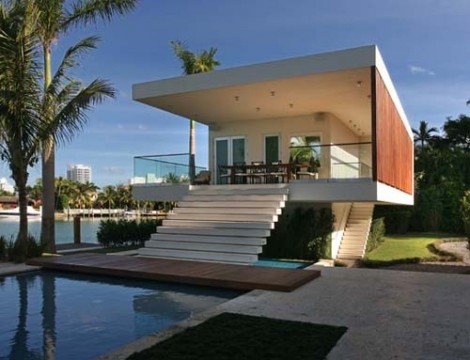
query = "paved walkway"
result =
(0, 262, 39, 276)
(219, 266, 470, 359)
(100, 266, 469, 360)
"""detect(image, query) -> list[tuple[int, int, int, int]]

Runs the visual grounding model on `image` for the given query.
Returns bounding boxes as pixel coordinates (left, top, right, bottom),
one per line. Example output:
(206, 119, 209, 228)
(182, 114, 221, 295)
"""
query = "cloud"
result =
(409, 65, 435, 76)
(102, 166, 125, 175)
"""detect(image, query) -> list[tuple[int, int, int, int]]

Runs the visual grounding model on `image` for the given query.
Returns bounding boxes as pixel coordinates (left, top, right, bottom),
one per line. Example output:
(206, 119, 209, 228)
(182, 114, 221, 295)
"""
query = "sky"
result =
(1, 0, 469, 187)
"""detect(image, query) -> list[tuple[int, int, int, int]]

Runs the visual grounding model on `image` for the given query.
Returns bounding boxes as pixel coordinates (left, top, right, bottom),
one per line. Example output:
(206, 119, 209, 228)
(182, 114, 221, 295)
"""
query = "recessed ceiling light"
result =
(234, 96, 239, 101)
(270, 91, 276, 96)
(356, 81, 363, 87)
(289, 103, 294, 108)
(256, 107, 261, 112)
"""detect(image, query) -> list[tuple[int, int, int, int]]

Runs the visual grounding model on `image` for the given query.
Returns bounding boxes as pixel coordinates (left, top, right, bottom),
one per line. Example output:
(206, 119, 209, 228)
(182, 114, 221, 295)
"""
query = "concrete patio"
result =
(100, 265, 470, 360)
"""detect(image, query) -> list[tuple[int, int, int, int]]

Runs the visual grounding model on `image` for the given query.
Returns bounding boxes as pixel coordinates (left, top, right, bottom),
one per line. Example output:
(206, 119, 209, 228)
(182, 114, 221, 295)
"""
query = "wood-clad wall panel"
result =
(372, 67, 413, 194)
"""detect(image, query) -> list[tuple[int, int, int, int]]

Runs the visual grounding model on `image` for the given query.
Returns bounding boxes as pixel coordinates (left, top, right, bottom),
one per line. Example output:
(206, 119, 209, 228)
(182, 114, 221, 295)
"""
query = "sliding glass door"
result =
(214, 136, 246, 184)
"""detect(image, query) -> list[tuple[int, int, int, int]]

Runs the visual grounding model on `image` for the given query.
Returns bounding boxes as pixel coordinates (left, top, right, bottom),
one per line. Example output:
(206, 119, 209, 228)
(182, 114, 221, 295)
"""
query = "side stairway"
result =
(337, 203, 374, 260)
(138, 185, 288, 264)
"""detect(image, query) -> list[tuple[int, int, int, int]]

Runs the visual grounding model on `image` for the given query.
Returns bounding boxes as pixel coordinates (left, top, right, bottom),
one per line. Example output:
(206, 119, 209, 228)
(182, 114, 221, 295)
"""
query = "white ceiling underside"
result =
(136, 67, 372, 136)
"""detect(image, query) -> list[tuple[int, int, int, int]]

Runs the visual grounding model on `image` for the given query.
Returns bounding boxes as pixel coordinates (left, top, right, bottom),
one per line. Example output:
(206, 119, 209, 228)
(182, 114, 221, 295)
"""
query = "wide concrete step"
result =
(189, 187, 289, 196)
(151, 233, 266, 246)
(145, 240, 262, 254)
(182, 194, 287, 202)
(178, 201, 285, 208)
(163, 219, 274, 230)
(167, 212, 277, 223)
(157, 226, 270, 238)
(138, 247, 257, 264)
(174, 207, 281, 215)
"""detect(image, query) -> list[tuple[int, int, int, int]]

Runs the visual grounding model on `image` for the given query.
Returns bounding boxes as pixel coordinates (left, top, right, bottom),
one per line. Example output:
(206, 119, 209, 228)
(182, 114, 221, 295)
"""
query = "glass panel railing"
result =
(133, 153, 206, 184)
(289, 142, 372, 180)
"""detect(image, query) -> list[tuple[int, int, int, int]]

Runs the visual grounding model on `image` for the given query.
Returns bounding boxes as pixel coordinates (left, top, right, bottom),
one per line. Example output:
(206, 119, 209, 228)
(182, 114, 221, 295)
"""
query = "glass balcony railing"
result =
(289, 142, 372, 180)
(133, 153, 206, 184)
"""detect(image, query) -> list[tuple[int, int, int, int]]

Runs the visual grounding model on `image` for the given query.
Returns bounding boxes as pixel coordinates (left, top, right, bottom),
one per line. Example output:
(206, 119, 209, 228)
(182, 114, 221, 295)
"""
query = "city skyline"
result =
(0, 0, 469, 187)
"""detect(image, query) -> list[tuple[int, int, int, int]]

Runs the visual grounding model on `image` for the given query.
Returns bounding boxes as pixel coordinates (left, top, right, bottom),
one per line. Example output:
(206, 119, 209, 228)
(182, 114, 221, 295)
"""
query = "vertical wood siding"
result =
(372, 67, 413, 194)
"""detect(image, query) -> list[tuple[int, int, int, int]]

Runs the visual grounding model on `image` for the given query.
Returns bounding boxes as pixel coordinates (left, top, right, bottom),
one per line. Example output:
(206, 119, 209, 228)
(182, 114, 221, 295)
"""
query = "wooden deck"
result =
(26, 253, 320, 292)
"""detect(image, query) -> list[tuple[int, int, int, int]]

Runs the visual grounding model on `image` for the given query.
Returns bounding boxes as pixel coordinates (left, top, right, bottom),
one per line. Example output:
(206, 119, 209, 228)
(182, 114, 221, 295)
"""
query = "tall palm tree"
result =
(0, 1, 43, 255)
(171, 41, 221, 183)
(0, 1, 115, 258)
(412, 120, 438, 147)
(36, 0, 138, 252)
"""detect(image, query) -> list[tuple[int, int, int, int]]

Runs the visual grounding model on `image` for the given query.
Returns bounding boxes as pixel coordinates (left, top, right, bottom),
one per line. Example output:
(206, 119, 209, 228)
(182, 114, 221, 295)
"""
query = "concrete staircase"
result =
(138, 185, 288, 264)
(337, 203, 374, 260)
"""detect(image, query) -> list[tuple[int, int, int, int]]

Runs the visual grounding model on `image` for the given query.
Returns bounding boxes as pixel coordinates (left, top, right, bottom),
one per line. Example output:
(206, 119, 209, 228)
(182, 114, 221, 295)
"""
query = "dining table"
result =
(220, 163, 296, 184)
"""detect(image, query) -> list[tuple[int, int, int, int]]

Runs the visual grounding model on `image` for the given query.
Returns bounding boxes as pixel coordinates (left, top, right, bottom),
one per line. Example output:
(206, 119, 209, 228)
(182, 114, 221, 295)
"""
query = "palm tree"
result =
(171, 41, 221, 183)
(36, 0, 138, 252)
(0, 1, 42, 256)
(412, 120, 438, 147)
(101, 185, 116, 214)
(0, 2, 115, 258)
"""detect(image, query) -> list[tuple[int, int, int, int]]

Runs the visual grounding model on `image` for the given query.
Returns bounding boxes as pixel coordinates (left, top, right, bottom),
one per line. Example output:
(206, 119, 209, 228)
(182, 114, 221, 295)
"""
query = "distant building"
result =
(0, 177, 15, 194)
(67, 164, 92, 184)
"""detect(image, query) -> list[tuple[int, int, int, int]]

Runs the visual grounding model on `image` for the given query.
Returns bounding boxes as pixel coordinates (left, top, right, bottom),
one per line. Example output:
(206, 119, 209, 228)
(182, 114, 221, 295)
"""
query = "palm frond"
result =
(46, 36, 100, 98)
(63, 0, 138, 31)
(43, 78, 115, 146)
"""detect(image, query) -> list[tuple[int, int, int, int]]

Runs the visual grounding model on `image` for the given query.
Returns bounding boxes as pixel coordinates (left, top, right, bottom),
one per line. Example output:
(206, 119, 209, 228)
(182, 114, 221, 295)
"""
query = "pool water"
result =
(0, 271, 239, 360)
(255, 258, 312, 269)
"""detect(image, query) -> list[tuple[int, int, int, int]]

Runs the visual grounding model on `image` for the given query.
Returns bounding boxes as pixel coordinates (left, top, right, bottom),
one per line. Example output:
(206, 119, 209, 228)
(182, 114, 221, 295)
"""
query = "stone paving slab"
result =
(97, 266, 470, 360)
(0, 262, 39, 276)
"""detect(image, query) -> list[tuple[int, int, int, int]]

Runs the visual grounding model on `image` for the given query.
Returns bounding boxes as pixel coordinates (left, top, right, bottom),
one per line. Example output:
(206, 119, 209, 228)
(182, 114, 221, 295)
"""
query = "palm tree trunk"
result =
(189, 119, 196, 184)
(17, 174, 29, 259)
(41, 44, 56, 254)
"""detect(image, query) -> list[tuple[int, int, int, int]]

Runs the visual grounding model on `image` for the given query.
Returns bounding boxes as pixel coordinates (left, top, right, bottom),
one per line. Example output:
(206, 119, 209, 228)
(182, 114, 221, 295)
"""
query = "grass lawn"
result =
(127, 313, 347, 360)
(364, 233, 456, 266)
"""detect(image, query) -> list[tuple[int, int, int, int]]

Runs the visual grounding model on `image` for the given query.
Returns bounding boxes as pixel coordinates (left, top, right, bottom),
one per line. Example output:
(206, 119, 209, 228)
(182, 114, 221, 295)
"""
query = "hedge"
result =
(262, 207, 334, 261)
(97, 219, 162, 247)
(365, 217, 385, 252)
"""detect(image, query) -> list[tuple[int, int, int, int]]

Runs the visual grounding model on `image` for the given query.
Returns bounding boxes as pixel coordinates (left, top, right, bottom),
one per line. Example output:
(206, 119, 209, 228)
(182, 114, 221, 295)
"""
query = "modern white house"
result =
(131, 45, 414, 264)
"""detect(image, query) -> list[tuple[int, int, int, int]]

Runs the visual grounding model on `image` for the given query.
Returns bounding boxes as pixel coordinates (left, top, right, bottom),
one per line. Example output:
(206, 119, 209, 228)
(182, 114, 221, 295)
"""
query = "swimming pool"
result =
(0, 271, 240, 360)
(255, 258, 312, 269)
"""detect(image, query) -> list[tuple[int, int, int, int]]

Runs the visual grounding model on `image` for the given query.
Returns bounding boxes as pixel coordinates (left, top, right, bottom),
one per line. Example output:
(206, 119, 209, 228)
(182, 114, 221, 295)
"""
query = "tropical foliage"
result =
(97, 218, 162, 247)
(376, 116, 470, 234)
(35, 0, 136, 252)
(0, 1, 116, 258)
(263, 207, 334, 261)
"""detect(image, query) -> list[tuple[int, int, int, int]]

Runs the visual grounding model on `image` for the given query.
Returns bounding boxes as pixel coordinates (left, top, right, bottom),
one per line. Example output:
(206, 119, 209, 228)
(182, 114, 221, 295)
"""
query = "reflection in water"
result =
(42, 275, 56, 360)
(8, 275, 41, 360)
(0, 271, 239, 360)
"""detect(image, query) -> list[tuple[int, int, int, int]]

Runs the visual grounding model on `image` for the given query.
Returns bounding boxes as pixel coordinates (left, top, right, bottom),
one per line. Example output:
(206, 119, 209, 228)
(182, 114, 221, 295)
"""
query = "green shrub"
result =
(263, 207, 334, 261)
(5, 235, 44, 263)
(366, 217, 385, 252)
(374, 206, 412, 234)
(461, 191, 470, 246)
(97, 219, 162, 247)
(0, 236, 6, 260)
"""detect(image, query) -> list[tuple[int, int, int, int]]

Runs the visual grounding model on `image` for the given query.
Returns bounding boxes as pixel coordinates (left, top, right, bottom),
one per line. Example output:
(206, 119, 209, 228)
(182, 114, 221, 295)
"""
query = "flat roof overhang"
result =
(133, 45, 412, 137)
